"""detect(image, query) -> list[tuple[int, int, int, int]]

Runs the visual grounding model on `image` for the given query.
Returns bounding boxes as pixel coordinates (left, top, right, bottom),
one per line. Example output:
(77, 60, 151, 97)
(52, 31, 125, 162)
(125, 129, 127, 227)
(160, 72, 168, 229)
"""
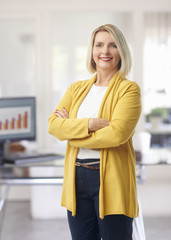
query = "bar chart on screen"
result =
(0, 107, 31, 135)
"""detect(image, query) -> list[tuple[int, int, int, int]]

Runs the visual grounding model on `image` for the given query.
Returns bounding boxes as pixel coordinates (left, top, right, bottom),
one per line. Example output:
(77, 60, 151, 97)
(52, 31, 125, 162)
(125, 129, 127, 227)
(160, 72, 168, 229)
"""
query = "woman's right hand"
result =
(88, 118, 110, 132)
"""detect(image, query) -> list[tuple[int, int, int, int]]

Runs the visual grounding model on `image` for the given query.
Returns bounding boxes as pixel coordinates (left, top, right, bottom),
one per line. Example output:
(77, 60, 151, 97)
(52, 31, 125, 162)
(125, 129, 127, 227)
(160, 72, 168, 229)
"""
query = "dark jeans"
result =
(67, 158, 133, 240)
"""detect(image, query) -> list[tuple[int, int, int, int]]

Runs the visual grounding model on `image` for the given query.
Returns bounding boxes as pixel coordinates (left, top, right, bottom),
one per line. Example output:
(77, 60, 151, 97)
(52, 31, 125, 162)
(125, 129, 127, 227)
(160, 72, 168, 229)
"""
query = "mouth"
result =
(99, 57, 112, 62)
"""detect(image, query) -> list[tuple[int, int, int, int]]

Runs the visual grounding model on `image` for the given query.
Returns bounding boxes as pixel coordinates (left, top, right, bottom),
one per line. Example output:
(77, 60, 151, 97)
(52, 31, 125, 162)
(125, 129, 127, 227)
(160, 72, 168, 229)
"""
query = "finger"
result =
(62, 107, 69, 118)
(55, 110, 65, 118)
(61, 111, 67, 118)
(56, 109, 68, 119)
(55, 109, 61, 116)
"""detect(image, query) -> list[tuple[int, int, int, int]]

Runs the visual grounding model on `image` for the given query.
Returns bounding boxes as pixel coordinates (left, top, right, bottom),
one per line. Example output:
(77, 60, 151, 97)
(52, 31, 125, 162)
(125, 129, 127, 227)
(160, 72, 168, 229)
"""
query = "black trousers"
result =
(67, 158, 133, 240)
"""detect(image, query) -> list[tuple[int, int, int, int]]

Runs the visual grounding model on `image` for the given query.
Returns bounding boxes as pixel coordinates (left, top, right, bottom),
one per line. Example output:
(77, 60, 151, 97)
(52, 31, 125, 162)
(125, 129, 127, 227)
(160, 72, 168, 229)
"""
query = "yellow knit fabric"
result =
(48, 71, 142, 219)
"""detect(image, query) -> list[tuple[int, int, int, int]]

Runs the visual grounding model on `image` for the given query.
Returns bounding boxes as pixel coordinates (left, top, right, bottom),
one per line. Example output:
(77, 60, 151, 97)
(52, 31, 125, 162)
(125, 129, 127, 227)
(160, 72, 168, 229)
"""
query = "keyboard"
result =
(4, 152, 63, 164)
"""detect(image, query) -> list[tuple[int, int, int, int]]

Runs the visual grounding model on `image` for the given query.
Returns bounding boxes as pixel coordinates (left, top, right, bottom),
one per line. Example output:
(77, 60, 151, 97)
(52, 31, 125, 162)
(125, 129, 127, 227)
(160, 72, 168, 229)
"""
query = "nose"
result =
(102, 45, 109, 55)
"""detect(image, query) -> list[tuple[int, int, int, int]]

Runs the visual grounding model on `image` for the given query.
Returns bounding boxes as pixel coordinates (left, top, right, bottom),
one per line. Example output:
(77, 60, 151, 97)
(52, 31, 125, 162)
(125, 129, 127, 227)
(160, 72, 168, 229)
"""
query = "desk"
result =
(0, 159, 64, 185)
(136, 149, 171, 183)
(145, 123, 171, 147)
(1, 149, 170, 184)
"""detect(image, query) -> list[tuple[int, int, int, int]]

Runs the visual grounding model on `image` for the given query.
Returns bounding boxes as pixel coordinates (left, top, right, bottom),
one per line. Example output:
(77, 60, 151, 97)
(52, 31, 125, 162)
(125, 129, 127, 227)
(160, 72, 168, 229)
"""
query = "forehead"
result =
(94, 31, 115, 42)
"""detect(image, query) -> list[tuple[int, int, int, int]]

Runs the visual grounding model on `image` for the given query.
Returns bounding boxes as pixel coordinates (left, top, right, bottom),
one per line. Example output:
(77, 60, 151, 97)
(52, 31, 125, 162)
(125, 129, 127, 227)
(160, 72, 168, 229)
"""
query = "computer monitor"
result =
(0, 97, 36, 161)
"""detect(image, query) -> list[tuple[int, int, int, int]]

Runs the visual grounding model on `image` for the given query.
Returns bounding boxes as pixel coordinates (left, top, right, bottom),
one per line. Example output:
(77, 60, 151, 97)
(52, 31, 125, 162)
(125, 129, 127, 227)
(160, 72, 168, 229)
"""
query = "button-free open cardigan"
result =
(48, 71, 142, 219)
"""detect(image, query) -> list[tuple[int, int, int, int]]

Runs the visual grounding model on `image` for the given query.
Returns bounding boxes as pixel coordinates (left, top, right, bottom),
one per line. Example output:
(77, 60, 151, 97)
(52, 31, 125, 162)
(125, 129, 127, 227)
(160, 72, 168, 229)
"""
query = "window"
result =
(144, 13, 171, 147)
(144, 13, 171, 115)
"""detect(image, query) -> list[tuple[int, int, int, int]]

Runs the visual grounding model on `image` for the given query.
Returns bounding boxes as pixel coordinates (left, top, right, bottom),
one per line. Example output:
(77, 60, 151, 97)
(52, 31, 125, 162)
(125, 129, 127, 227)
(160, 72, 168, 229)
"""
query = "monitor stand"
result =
(0, 143, 5, 165)
(0, 142, 11, 165)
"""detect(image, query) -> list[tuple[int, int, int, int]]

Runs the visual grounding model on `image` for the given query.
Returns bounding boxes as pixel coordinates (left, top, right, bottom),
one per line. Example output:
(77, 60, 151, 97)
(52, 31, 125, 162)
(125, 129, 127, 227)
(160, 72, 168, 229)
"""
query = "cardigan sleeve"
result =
(69, 82, 142, 148)
(48, 84, 91, 141)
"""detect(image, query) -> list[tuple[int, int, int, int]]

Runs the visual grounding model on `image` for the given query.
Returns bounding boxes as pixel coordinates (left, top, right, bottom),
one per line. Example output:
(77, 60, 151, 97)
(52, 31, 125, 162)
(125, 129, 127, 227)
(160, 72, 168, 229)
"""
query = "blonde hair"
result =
(86, 24, 132, 78)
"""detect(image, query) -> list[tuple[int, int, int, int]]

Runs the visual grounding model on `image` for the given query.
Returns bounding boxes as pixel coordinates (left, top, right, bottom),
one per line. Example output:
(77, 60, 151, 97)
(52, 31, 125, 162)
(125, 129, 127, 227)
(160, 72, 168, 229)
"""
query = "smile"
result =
(99, 57, 112, 62)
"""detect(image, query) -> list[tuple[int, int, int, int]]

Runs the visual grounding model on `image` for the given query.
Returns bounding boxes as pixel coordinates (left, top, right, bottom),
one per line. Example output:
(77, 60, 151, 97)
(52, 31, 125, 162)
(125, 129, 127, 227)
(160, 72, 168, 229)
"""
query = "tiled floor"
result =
(1, 202, 171, 240)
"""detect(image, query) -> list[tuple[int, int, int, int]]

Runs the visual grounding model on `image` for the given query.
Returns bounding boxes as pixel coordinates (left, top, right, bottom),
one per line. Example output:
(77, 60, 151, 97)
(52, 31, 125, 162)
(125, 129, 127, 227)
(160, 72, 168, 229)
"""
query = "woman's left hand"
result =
(55, 108, 69, 119)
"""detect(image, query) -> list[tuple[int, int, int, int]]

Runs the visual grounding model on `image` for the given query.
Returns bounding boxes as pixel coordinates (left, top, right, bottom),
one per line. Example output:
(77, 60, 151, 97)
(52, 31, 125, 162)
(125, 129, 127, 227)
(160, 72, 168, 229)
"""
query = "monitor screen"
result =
(0, 97, 36, 143)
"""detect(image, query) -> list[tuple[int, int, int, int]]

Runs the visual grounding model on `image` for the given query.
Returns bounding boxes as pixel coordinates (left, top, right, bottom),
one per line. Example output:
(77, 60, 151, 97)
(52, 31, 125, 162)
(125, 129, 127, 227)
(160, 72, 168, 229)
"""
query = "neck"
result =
(95, 69, 118, 86)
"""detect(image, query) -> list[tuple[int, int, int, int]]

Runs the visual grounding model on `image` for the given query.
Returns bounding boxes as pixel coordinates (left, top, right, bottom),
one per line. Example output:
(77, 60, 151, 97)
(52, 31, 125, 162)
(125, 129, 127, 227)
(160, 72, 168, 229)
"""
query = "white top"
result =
(77, 84, 107, 159)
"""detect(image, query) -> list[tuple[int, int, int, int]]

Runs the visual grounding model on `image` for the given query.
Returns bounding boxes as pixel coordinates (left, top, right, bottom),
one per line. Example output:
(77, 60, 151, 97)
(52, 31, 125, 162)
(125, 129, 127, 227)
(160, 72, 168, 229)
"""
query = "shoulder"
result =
(118, 78, 141, 96)
(71, 79, 90, 88)
(120, 78, 140, 89)
(69, 79, 92, 92)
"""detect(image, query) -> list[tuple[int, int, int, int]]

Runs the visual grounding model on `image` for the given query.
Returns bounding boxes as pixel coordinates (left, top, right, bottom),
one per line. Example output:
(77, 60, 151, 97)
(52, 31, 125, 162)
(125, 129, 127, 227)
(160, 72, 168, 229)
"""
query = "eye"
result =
(96, 43, 102, 47)
(111, 44, 117, 48)
(95, 42, 103, 47)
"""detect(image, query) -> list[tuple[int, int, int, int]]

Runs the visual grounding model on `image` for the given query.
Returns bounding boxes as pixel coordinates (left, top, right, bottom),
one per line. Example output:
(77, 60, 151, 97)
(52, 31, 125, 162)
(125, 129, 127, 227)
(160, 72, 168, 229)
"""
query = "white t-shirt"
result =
(77, 84, 107, 159)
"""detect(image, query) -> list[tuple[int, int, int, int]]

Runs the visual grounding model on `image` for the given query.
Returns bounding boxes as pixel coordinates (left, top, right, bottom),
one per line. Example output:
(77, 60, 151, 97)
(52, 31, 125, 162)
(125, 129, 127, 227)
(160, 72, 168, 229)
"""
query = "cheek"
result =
(93, 46, 101, 57)
(92, 49, 98, 60)
(116, 50, 121, 59)
(113, 51, 121, 62)
(117, 55, 121, 62)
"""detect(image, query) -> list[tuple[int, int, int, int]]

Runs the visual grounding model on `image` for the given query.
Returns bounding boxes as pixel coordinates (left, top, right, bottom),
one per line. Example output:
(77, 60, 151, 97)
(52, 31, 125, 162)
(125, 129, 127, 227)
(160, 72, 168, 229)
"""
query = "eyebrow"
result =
(95, 41, 116, 44)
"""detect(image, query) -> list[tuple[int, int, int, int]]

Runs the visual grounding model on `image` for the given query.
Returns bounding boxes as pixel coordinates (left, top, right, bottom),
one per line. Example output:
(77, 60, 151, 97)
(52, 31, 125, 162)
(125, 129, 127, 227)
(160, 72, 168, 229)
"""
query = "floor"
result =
(1, 202, 171, 240)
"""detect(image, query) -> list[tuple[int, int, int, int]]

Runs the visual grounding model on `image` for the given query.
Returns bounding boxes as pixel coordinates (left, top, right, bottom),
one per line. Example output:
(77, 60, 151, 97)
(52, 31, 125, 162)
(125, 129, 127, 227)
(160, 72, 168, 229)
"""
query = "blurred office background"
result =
(0, 0, 171, 239)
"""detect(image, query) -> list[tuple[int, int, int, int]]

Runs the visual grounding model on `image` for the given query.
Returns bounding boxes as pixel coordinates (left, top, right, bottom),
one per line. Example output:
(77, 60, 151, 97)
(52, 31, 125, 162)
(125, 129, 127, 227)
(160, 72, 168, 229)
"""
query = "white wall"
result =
(0, 19, 36, 96)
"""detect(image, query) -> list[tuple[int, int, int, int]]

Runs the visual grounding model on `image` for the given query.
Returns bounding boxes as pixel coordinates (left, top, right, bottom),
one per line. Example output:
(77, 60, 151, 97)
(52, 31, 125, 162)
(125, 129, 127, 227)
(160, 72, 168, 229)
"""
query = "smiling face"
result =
(92, 31, 121, 74)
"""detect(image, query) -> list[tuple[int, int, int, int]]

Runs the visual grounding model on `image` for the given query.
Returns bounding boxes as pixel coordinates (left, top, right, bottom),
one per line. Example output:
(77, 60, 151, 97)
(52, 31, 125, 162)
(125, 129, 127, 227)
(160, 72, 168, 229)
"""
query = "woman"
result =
(48, 24, 142, 240)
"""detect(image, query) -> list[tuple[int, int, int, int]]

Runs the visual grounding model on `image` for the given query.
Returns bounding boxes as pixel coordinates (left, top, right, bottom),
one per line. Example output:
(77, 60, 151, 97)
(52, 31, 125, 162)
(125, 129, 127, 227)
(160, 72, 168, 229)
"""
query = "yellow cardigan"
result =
(48, 71, 142, 219)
